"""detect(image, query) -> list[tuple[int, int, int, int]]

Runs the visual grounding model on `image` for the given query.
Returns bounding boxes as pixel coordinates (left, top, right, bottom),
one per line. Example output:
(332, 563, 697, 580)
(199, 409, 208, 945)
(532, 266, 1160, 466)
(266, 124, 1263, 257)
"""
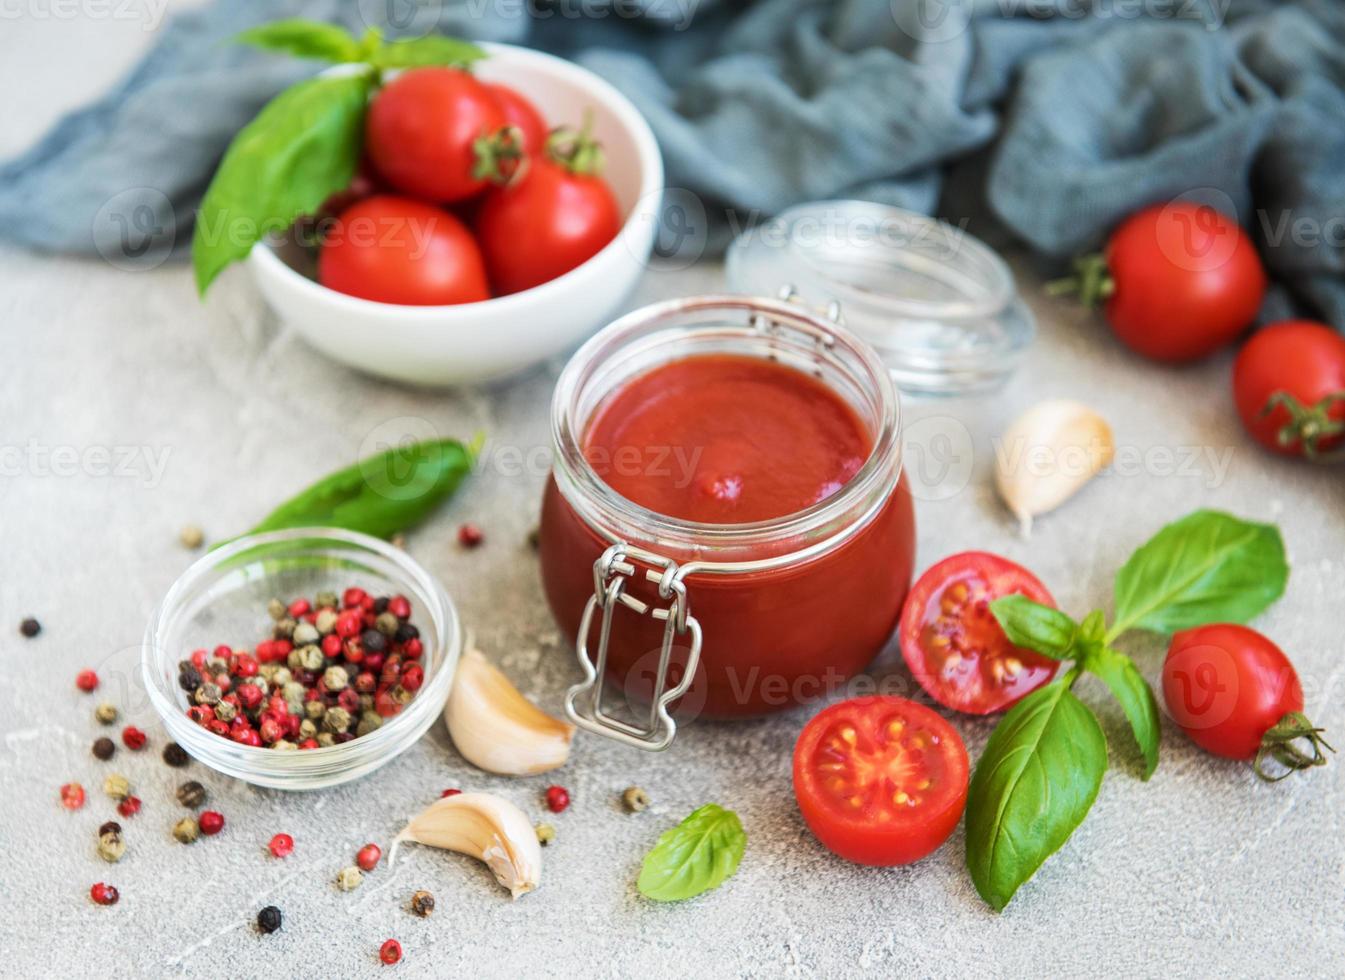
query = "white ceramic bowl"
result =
(247, 43, 663, 387)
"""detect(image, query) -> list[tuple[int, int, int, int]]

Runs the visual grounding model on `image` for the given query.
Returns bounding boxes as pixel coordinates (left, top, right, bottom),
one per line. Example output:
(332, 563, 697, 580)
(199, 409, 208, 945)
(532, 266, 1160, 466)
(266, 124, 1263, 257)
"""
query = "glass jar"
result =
(540, 294, 915, 750)
(726, 200, 1034, 394)
(143, 527, 462, 790)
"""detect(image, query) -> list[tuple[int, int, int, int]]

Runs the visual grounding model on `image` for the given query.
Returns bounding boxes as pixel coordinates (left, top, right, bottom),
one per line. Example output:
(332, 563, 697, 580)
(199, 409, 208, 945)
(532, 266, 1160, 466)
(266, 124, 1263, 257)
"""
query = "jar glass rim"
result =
(550, 294, 903, 556)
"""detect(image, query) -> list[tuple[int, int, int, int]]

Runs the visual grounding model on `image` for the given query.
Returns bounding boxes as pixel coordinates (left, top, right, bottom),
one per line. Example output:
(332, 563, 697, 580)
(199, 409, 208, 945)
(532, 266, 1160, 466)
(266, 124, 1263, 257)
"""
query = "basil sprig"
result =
(227, 436, 477, 543)
(193, 20, 485, 295)
(637, 804, 746, 902)
(967, 510, 1288, 911)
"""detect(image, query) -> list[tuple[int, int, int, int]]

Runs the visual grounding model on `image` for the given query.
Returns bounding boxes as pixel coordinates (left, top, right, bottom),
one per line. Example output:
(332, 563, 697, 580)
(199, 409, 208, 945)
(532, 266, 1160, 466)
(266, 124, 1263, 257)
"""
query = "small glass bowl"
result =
(142, 528, 461, 790)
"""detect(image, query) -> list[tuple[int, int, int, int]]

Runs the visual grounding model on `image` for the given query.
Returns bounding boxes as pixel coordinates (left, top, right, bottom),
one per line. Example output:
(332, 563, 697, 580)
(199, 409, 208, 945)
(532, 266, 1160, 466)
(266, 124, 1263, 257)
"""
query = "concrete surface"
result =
(2, 10, 1343, 980)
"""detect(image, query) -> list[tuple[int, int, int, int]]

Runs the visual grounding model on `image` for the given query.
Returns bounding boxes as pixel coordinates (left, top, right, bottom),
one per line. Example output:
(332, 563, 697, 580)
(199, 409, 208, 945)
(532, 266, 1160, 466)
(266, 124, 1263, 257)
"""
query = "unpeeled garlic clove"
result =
(394, 792, 542, 899)
(444, 648, 574, 776)
(994, 399, 1115, 536)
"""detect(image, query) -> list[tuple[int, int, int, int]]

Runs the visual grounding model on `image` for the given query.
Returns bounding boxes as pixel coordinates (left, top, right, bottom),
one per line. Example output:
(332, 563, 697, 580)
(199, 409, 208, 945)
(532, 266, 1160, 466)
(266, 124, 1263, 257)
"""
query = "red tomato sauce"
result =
(540, 354, 915, 719)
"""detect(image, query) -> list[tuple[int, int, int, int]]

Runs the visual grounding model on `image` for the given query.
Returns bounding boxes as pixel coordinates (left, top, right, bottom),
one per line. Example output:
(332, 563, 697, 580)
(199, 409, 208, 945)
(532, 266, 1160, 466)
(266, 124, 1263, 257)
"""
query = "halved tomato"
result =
(899, 552, 1058, 714)
(793, 696, 969, 866)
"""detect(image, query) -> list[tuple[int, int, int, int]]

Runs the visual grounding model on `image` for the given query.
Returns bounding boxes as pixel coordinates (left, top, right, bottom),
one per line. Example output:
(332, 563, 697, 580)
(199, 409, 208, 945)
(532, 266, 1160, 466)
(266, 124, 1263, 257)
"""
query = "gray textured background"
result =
(2, 7, 1343, 979)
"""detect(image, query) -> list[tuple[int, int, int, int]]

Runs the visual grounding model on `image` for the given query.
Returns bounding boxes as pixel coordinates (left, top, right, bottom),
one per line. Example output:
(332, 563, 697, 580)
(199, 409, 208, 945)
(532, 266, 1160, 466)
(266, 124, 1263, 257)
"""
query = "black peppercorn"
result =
(98, 820, 122, 837)
(162, 742, 190, 768)
(410, 890, 435, 917)
(92, 737, 116, 761)
(361, 629, 388, 654)
(178, 665, 201, 692)
(176, 780, 207, 809)
(394, 623, 419, 644)
(257, 906, 283, 934)
(19, 617, 40, 638)
(373, 597, 389, 614)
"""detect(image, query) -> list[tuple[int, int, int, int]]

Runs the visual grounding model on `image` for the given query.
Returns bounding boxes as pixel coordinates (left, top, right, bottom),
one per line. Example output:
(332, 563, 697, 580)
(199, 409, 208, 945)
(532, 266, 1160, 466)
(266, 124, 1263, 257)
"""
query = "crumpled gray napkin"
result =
(2, 0, 1341, 327)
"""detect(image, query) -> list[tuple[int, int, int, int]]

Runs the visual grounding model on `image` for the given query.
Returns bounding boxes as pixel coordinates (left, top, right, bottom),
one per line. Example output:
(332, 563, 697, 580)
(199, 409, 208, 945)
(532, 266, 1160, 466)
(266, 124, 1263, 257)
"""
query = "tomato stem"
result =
(1253, 711, 1334, 781)
(546, 110, 606, 177)
(1045, 254, 1115, 310)
(1261, 391, 1345, 462)
(472, 126, 527, 185)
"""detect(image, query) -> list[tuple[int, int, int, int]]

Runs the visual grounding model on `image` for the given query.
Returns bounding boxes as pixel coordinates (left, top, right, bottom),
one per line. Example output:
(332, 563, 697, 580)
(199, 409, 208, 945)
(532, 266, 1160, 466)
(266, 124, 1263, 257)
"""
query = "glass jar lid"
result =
(725, 200, 1035, 395)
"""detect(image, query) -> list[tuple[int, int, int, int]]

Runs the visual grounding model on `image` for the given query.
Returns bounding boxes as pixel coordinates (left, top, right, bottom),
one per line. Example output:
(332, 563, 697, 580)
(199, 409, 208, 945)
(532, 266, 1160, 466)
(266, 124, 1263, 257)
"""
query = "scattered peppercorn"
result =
(95, 702, 119, 725)
(98, 820, 121, 836)
(122, 726, 147, 750)
(380, 939, 402, 965)
(75, 669, 99, 693)
(199, 810, 225, 836)
(457, 523, 484, 548)
(176, 780, 207, 809)
(622, 786, 650, 813)
(90, 882, 119, 906)
(409, 890, 435, 917)
(19, 617, 41, 638)
(173, 816, 200, 844)
(60, 782, 86, 810)
(103, 774, 131, 801)
(178, 664, 202, 692)
(117, 795, 142, 818)
(356, 843, 382, 872)
(535, 823, 556, 846)
(257, 905, 283, 934)
(97, 825, 126, 863)
(440, 788, 461, 798)
(179, 524, 205, 549)
(92, 737, 116, 761)
(268, 833, 294, 858)
(162, 742, 190, 768)
(545, 785, 570, 813)
(336, 866, 364, 891)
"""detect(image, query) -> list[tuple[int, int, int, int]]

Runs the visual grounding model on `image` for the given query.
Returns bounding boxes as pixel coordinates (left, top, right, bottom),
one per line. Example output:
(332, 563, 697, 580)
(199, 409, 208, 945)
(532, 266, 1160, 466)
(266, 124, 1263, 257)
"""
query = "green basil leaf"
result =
(235, 19, 361, 62)
(965, 680, 1107, 912)
(1110, 510, 1288, 637)
(1084, 646, 1161, 780)
(1079, 610, 1107, 646)
(637, 804, 746, 902)
(244, 438, 475, 540)
(990, 596, 1079, 660)
(371, 35, 487, 69)
(193, 71, 372, 295)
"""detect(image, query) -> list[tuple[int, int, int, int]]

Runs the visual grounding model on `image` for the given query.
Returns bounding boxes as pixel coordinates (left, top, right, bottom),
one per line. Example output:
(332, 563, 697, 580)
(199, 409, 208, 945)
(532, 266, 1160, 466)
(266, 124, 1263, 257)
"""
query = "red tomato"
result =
(475, 157, 621, 294)
(899, 552, 1059, 715)
(1102, 203, 1266, 362)
(485, 82, 548, 155)
(1232, 320, 1345, 458)
(1162, 625, 1328, 777)
(365, 68, 506, 203)
(793, 696, 968, 866)
(317, 195, 489, 306)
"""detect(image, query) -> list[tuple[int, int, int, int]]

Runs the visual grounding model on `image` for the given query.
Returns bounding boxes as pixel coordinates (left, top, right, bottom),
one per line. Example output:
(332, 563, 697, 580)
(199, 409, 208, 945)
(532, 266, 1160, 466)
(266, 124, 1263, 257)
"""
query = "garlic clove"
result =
(994, 399, 1115, 536)
(394, 792, 541, 899)
(444, 648, 574, 776)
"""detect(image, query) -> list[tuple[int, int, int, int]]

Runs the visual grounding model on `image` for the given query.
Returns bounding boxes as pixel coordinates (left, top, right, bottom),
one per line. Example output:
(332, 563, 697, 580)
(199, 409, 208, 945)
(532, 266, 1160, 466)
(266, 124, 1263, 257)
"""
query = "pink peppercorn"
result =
(121, 726, 147, 750)
(117, 795, 142, 818)
(545, 785, 570, 813)
(199, 810, 225, 835)
(75, 669, 99, 692)
(388, 596, 411, 619)
(60, 782, 86, 810)
(380, 939, 402, 965)
(440, 788, 461, 798)
(287, 599, 310, 618)
(356, 843, 382, 872)
(343, 587, 367, 608)
(268, 833, 294, 858)
(457, 523, 484, 548)
(90, 882, 119, 906)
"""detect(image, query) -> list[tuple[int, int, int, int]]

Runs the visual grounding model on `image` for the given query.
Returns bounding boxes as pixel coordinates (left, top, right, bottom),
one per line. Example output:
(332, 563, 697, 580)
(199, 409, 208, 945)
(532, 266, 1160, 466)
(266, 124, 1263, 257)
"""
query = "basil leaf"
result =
(1078, 609, 1107, 646)
(637, 804, 746, 902)
(1084, 646, 1161, 780)
(371, 35, 487, 69)
(193, 71, 372, 295)
(990, 596, 1079, 660)
(245, 438, 475, 540)
(1110, 510, 1288, 637)
(965, 680, 1107, 912)
(235, 19, 361, 62)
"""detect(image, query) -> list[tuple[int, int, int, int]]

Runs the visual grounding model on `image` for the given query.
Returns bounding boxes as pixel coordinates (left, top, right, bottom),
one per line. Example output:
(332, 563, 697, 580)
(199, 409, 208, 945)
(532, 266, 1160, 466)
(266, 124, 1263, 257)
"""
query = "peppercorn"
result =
(271, 667, 293, 687)
(179, 524, 204, 549)
(315, 590, 338, 610)
(355, 711, 383, 737)
(194, 682, 222, 706)
(103, 774, 131, 801)
(176, 780, 207, 809)
(440, 788, 461, 798)
(403, 889, 433, 917)
(298, 719, 318, 740)
(92, 737, 115, 761)
(388, 595, 411, 619)
(372, 596, 389, 614)
(379, 939, 402, 965)
(97, 825, 126, 863)
(545, 785, 570, 813)
(457, 522, 484, 548)
(356, 842, 382, 872)
(322, 707, 352, 734)
(60, 782, 86, 810)
(19, 617, 41, 638)
(336, 866, 363, 891)
(199, 810, 225, 835)
(292, 622, 320, 647)
(95, 702, 118, 725)
(205, 656, 228, 676)
(535, 823, 555, 846)
(122, 726, 147, 750)
(173, 816, 200, 844)
(90, 882, 119, 906)
(297, 645, 324, 672)
(213, 699, 238, 723)
(323, 665, 349, 692)
(257, 905, 283, 934)
(622, 786, 650, 813)
(75, 669, 99, 692)
(317, 732, 337, 747)
(304, 699, 326, 722)
(267, 598, 286, 621)
(179, 665, 202, 692)
(374, 613, 399, 638)
(273, 617, 297, 640)
(117, 795, 142, 818)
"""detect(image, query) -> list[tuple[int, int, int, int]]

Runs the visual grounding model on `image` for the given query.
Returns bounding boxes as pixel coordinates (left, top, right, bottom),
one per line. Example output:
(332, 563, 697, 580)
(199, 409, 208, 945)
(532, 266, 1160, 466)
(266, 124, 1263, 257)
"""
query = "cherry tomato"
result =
(1232, 320, 1345, 458)
(1162, 625, 1325, 767)
(899, 552, 1059, 715)
(365, 68, 506, 203)
(793, 696, 968, 866)
(317, 195, 489, 306)
(476, 156, 621, 295)
(485, 82, 548, 155)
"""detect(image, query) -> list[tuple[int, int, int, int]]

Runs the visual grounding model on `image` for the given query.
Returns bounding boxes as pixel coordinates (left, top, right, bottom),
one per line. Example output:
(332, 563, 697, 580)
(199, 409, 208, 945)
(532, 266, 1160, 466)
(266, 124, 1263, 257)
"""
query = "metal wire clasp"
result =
(563, 543, 703, 751)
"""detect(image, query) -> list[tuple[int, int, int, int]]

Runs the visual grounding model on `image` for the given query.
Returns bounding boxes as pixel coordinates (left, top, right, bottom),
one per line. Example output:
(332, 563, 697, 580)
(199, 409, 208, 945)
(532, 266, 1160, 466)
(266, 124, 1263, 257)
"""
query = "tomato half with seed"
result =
(899, 552, 1059, 714)
(793, 696, 968, 866)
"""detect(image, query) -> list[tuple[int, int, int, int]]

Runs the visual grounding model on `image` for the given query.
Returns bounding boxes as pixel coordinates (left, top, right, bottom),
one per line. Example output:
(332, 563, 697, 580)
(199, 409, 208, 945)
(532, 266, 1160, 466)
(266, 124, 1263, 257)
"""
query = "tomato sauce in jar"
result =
(540, 296, 915, 741)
